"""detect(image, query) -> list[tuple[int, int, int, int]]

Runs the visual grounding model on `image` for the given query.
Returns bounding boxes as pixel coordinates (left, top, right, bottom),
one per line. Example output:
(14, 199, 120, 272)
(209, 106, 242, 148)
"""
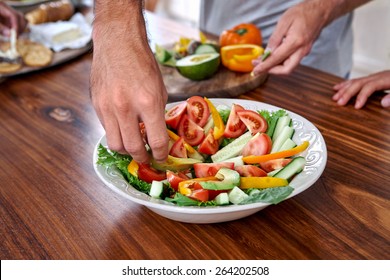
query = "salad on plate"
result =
(97, 96, 310, 207)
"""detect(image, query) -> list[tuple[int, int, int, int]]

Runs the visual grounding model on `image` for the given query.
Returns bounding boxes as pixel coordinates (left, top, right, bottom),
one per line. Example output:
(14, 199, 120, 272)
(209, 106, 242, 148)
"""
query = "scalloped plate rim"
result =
(93, 98, 327, 220)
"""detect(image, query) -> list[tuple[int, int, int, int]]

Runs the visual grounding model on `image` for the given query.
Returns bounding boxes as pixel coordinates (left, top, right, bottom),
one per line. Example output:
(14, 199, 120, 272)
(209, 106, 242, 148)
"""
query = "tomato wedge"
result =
(169, 137, 187, 158)
(187, 96, 210, 127)
(137, 163, 167, 183)
(166, 170, 190, 191)
(235, 165, 267, 177)
(177, 115, 205, 146)
(224, 104, 247, 138)
(193, 162, 234, 178)
(198, 128, 219, 155)
(189, 189, 209, 202)
(259, 158, 293, 173)
(165, 101, 187, 129)
(241, 132, 272, 157)
(237, 110, 268, 134)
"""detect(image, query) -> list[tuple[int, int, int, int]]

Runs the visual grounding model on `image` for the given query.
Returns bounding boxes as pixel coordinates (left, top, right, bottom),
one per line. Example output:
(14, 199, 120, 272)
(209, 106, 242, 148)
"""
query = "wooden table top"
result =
(0, 12, 389, 260)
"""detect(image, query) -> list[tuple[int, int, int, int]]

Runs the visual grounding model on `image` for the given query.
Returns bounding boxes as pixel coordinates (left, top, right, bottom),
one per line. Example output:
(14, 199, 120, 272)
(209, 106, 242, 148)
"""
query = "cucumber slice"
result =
(149, 180, 163, 198)
(203, 115, 214, 135)
(221, 155, 244, 167)
(266, 116, 278, 138)
(279, 138, 297, 152)
(228, 186, 249, 205)
(272, 116, 291, 142)
(214, 193, 229, 205)
(271, 126, 294, 153)
(195, 44, 218, 54)
(273, 157, 306, 181)
(155, 44, 172, 63)
(211, 131, 252, 162)
(268, 169, 282, 177)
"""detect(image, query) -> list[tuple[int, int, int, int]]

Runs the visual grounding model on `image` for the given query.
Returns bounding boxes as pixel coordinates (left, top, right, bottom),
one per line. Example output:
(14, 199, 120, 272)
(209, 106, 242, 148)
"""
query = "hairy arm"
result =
(91, 0, 169, 163)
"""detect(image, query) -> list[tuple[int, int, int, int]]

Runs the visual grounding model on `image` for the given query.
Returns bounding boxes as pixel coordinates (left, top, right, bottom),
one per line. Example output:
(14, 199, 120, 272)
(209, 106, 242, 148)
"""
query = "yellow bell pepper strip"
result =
(167, 128, 197, 154)
(240, 177, 288, 189)
(204, 97, 225, 140)
(220, 44, 264, 73)
(199, 31, 207, 44)
(127, 160, 139, 177)
(178, 177, 218, 195)
(243, 141, 310, 164)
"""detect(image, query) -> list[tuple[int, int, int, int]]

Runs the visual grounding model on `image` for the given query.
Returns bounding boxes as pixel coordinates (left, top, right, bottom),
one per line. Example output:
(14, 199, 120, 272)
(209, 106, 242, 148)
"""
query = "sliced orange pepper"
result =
(240, 177, 288, 189)
(220, 44, 264, 72)
(178, 177, 218, 195)
(204, 97, 225, 140)
(128, 160, 139, 177)
(243, 141, 310, 164)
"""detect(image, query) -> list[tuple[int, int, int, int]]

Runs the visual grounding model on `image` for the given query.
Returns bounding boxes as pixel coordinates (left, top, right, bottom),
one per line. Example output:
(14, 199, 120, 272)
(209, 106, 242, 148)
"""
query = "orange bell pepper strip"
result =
(204, 97, 225, 140)
(240, 177, 288, 189)
(167, 128, 197, 154)
(243, 141, 310, 164)
(220, 44, 263, 73)
(128, 160, 139, 177)
(178, 177, 218, 195)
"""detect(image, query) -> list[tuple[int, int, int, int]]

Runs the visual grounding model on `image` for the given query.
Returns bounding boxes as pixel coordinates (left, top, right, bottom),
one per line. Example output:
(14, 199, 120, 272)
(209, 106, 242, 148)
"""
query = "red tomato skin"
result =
(241, 133, 272, 157)
(169, 137, 187, 158)
(260, 158, 293, 173)
(186, 96, 210, 128)
(193, 162, 234, 178)
(137, 164, 167, 183)
(165, 101, 187, 129)
(224, 104, 247, 138)
(235, 165, 267, 177)
(208, 190, 228, 200)
(198, 129, 219, 155)
(189, 189, 209, 202)
(237, 110, 268, 134)
(166, 170, 190, 191)
(177, 115, 205, 146)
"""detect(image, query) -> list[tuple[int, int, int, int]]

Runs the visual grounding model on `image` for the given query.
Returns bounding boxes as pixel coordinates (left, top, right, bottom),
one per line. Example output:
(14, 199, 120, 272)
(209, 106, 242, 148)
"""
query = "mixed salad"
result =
(97, 96, 309, 207)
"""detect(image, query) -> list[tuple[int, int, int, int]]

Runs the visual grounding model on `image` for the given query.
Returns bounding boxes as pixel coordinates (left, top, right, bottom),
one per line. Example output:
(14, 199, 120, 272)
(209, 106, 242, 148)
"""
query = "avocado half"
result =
(176, 53, 220, 81)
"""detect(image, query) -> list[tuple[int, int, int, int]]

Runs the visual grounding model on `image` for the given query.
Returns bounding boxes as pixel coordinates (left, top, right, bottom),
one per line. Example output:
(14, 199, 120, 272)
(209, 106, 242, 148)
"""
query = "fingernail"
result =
(381, 97, 390, 107)
(355, 101, 362, 109)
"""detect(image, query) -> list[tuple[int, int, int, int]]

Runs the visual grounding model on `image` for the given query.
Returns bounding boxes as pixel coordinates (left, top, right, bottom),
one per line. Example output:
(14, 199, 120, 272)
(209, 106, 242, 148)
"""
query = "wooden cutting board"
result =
(160, 63, 268, 102)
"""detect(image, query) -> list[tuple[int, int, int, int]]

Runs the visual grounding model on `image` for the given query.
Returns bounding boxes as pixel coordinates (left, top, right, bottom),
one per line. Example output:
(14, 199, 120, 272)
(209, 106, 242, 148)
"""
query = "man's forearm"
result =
(93, 0, 148, 49)
(308, 0, 372, 26)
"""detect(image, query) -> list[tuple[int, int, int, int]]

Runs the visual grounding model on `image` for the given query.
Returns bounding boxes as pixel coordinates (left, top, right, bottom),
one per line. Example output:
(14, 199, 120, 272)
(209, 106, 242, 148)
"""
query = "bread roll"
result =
(25, 0, 75, 25)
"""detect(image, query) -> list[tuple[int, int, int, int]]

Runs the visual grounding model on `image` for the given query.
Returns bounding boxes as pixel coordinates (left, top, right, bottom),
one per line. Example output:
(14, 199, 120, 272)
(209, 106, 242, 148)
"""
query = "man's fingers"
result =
(381, 93, 390, 108)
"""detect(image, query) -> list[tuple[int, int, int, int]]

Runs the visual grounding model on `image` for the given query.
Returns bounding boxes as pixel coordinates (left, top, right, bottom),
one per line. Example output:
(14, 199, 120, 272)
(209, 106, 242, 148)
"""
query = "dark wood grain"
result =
(0, 11, 389, 260)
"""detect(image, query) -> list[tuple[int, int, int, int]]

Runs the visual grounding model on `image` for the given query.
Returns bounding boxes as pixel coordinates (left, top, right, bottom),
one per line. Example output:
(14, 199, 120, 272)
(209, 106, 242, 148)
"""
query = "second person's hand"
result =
(0, 2, 27, 36)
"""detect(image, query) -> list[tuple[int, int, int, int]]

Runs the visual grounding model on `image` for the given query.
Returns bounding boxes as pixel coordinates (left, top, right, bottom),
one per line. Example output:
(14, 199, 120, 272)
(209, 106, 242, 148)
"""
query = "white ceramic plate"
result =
(93, 99, 327, 224)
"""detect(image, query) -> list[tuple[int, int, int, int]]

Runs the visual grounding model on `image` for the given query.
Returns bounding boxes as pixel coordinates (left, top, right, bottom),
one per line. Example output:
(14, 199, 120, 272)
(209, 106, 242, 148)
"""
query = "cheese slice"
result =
(29, 21, 82, 45)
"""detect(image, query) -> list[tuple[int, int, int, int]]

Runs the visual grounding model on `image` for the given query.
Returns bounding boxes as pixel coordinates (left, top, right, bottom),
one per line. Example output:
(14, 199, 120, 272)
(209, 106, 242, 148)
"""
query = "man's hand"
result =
(333, 70, 390, 109)
(91, 1, 169, 163)
(252, 0, 371, 76)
